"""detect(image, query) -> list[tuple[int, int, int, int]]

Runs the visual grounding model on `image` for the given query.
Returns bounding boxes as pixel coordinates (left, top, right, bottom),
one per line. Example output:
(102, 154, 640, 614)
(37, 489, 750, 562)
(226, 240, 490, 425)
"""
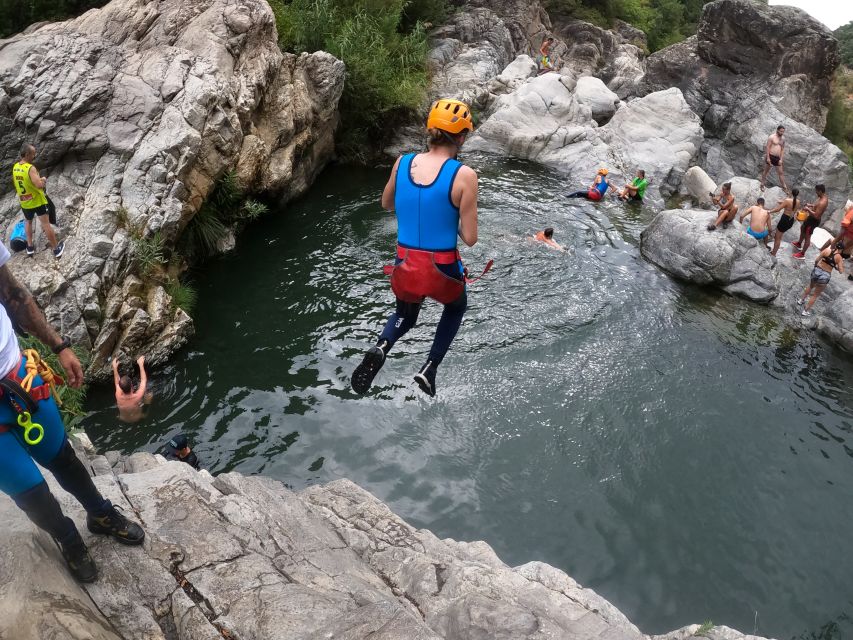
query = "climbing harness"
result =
(382, 246, 494, 304)
(0, 349, 65, 445)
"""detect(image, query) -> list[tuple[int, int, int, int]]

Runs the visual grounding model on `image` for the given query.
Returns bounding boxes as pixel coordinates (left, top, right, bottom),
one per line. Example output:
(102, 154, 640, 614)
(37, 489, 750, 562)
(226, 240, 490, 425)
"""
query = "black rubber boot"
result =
(351, 341, 389, 395)
(59, 534, 98, 583)
(414, 360, 437, 397)
(87, 505, 145, 545)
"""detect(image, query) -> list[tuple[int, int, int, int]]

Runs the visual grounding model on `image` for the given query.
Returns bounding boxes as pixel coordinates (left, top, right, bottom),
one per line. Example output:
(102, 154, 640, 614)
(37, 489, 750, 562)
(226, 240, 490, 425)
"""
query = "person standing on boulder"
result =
(0, 242, 144, 583)
(792, 184, 828, 260)
(766, 188, 799, 256)
(759, 125, 789, 193)
(707, 182, 738, 231)
(350, 98, 479, 398)
(538, 37, 556, 74)
(11, 143, 64, 258)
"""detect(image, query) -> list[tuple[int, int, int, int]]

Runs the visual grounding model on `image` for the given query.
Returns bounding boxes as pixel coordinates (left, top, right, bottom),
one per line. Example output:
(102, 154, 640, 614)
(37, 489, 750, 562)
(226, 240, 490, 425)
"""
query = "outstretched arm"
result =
(0, 266, 83, 387)
(136, 356, 147, 396)
(112, 357, 121, 391)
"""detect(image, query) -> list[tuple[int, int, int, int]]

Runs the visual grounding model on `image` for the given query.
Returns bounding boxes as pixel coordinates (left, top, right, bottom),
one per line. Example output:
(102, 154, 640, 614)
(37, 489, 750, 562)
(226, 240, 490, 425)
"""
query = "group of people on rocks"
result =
(0, 142, 204, 584)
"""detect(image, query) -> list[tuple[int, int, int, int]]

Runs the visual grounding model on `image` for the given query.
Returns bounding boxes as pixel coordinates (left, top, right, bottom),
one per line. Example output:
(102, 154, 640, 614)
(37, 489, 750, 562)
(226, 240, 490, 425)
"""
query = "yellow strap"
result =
(21, 348, 63, 406)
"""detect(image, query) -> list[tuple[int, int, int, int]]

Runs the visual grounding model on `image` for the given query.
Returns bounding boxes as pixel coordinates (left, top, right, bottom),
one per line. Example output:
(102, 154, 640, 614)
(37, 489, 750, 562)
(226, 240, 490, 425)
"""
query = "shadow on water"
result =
(84, 155, 853, 639)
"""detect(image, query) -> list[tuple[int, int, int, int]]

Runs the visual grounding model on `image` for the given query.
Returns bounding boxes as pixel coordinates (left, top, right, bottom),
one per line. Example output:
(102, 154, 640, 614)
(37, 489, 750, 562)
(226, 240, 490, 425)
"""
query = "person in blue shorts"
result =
(739, 197, 772, 248)
(0, 242, 143, 583)
(351, 98, 479, 397)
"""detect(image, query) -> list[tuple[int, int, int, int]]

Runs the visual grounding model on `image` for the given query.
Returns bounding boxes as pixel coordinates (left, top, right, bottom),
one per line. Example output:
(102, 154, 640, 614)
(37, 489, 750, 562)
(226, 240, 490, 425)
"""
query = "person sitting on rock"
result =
(759, 125, 789, 193)
(0, 241, 144, 583)
(112, 355, 152, 423)
(11, 143, 64, 258)
(163, 434, 200, 470)
(707, 182, 738, 231)
(739, 197, 771, 247)
(766, 188, 799, 256)
(797, 242, 843, 317)
(538, 37, 555, 74)
(792, 183, 828, 260)
(565, 168, 611, 201)
(819, 199, 853, 280)
(617, 169, 648, 202)
(534, 227, 564, 250)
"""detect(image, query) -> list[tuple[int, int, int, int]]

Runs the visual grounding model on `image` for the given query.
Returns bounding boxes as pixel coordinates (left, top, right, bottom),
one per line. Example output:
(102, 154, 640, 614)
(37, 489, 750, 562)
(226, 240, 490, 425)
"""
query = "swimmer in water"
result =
(534, 227, 564, 250)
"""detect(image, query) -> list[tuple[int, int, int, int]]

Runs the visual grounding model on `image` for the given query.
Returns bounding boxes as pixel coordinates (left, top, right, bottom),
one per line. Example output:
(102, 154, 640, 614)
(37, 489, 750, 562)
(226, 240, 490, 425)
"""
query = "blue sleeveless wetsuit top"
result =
(394, 153, 462, 252)
(594, 178, 608, 196)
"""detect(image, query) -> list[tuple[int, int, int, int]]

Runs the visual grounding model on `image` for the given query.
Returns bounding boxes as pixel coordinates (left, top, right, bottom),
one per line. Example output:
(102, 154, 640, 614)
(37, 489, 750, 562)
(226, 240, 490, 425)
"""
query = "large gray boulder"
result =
(468, 84, 703, 202)
(641, 208, 778, 302)
(0, 0, 345, 379)
(641, 206, 853, 351)
(0, 443, 776, 640)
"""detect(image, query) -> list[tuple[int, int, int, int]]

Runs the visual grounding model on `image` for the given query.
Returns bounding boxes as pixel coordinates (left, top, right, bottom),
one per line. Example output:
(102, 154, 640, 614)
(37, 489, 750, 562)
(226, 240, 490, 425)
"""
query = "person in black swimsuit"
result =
(766, 188, 799, 256)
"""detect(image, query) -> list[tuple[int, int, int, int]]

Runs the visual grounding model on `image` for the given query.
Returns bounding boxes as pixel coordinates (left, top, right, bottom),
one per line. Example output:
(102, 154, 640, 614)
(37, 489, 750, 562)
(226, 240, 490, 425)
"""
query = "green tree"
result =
(836, 22, 853, 68)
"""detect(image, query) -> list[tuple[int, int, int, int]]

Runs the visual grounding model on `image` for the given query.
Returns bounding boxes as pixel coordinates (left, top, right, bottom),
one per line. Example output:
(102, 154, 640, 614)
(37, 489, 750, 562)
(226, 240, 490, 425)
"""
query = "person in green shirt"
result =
(618, 169, 648, 202)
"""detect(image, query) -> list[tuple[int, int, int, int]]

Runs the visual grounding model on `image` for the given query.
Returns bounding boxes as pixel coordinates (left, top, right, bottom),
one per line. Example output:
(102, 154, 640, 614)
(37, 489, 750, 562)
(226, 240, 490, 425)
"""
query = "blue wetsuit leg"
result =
(379, 300, 422, 347)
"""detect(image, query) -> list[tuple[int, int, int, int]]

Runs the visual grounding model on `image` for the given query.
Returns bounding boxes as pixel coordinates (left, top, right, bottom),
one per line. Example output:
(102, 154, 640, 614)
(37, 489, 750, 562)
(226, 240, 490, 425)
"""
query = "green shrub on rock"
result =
(271, 0, 439, 157)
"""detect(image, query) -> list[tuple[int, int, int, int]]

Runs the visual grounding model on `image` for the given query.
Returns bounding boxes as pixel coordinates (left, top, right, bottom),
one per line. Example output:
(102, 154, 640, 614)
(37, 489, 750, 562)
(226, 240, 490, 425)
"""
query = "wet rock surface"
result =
(0, 443, 777, 640)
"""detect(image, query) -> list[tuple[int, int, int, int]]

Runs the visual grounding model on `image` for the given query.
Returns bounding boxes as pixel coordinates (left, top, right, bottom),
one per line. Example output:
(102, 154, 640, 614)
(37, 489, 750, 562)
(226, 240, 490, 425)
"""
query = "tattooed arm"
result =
(0, 265, 83, 387)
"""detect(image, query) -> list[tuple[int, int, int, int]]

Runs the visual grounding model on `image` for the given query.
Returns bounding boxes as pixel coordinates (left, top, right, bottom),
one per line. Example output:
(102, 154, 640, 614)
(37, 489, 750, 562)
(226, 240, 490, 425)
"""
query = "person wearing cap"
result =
(163, 434, 200, 470)
(820, 199, 853, 280)
(350, 98, 478, 398)
(565, 168, 611, 201)
(112, 355, 152, 423)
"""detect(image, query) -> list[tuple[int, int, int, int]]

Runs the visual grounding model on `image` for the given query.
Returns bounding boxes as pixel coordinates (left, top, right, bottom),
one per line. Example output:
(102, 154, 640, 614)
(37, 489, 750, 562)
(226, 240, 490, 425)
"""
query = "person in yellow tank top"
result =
(11, 144, 64, 258)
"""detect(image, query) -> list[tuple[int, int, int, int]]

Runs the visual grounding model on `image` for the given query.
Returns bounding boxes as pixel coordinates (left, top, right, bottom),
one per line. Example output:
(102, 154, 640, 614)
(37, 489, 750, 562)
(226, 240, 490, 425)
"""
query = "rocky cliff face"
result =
(640, 0, 849, 222)
(0, 437, 775, 640)
(0, 0, 344, 378)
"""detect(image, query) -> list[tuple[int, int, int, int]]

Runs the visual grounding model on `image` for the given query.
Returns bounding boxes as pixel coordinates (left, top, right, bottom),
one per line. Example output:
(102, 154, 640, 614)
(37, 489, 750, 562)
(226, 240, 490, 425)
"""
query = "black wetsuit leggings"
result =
(378, 292, 467, 366)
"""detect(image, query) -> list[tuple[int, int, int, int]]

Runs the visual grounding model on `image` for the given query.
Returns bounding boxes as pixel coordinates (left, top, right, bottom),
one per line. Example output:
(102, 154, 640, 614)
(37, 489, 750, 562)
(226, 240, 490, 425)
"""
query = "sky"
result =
(768, 0, 853, 31)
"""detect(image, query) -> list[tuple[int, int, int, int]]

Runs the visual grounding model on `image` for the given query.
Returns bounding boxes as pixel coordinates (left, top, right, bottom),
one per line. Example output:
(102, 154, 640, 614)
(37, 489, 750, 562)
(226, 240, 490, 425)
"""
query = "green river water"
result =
(85, 156, 853, 639)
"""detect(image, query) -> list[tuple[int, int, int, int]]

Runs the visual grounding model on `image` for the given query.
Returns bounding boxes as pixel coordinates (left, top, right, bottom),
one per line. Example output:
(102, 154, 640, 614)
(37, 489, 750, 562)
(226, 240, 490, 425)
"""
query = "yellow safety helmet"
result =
(597, 168, 609, 176)
(427, 99, 474, 134)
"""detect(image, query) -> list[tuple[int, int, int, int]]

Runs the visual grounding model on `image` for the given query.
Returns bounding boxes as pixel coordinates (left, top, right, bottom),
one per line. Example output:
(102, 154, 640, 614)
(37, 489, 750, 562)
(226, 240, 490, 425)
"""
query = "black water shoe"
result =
(414, 361, 437, 397)
(87, 505, 145, 545)
(53, 241, 65, 259)
(351, 341, 389, 395)
(59, 536, 98, 583)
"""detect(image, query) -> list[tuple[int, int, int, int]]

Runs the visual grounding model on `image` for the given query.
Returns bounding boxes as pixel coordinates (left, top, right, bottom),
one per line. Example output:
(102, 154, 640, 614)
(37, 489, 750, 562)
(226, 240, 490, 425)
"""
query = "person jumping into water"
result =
(351, 98, 478, 397)
(707, 182, 738, 231)
(792, 183, 828, 260)
(739, 197, 771, 249)
(766, 188, 799, 256)
(565, 168, 610, 201)
(798, 242, 843, 317)
(534, 227, 564, 250)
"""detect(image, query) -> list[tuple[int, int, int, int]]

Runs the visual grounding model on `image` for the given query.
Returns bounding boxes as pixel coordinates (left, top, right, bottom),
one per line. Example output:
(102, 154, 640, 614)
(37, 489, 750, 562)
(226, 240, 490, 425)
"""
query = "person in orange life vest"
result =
(351, 98, 478, 397)
(565, 168, 611, 201)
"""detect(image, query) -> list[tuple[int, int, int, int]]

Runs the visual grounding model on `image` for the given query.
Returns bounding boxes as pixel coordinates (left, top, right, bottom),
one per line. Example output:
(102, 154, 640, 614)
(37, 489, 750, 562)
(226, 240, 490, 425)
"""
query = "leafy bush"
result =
(836, 22, 853, 68)
(271, 0, 437, 156)
(165, 278, 198, 316)
(544, 0, 705, 52)
(180, 171, 269, 260)
(132, 232, 166, 278)
(0, 0, 107, 38)
(17, 335, 89, 430)
(824, 71, 853, 182)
